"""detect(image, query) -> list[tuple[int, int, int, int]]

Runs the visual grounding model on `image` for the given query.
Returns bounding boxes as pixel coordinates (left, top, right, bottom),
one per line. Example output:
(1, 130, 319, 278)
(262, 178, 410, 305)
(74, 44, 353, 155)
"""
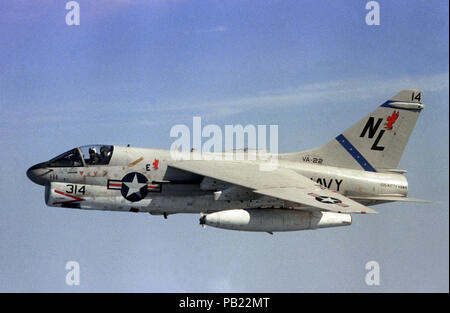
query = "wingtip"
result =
(359, 209, 378, 214)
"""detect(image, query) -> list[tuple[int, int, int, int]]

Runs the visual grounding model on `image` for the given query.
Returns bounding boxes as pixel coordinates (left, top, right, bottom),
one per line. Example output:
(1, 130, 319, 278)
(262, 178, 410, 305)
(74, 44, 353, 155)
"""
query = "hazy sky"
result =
(0, 0, 448, 292)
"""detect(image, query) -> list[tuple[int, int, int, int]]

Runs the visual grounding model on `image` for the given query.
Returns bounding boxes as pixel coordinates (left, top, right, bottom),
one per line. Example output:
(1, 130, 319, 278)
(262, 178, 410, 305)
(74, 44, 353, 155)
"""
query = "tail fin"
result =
(287, 89, 425, 171)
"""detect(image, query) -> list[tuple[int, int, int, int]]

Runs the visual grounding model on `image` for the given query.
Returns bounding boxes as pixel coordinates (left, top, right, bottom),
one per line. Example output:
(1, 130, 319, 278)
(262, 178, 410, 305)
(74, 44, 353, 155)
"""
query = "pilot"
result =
(89, 147, 99, 165)
(100, 146, 111, 160)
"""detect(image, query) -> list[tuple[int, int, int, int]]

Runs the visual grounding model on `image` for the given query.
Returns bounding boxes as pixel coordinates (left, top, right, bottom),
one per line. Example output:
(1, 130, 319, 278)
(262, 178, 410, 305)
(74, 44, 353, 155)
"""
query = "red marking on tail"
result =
(385, 111, 399, 130)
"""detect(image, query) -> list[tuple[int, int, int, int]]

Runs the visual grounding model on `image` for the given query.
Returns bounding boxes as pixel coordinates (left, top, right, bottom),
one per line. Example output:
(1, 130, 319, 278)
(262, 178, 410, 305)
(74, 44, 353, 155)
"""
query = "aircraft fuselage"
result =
(27, 145, 408, 216)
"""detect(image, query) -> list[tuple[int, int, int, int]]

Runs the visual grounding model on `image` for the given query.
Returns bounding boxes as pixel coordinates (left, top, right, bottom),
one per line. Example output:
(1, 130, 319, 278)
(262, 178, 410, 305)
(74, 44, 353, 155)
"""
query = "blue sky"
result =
(0, 0, 448, 292)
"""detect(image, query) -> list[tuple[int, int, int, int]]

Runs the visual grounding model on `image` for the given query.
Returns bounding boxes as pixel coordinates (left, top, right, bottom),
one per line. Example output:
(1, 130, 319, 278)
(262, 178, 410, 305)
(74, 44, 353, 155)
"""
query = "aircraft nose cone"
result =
(26, 163, 48, 186)
(26, 166, 40, 185)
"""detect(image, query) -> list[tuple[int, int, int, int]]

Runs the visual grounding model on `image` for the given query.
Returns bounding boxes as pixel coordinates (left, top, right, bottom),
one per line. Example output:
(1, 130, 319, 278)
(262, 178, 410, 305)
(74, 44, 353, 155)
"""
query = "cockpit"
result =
(79, 145, 113, 165)
(26, 145, 115, 185)
(48, 145, 114, 167)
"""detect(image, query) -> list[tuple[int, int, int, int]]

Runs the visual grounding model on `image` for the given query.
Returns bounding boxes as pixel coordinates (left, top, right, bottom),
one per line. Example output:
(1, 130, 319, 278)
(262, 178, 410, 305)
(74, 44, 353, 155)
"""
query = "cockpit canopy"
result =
(49, 145, 114, 167)
(79, 145, 113, 165)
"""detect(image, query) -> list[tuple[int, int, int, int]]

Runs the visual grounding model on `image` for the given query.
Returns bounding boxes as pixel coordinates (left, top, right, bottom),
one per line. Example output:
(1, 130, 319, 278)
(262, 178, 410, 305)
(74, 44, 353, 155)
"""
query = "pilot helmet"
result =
(101, 146, 109, 154)
(89, 147, 97, 154)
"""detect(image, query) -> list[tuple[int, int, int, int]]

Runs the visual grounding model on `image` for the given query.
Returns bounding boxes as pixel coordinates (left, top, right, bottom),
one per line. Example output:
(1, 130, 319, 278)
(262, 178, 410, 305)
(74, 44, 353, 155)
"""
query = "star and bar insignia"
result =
(108, 172, 161, 202)
(308, 193, 349, 208)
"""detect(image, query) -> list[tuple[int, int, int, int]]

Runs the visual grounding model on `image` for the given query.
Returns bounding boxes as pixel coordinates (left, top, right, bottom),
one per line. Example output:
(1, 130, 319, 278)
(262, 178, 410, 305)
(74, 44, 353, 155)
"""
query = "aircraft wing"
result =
(348, 195, 434, 203)
(168, 160, 377, 214)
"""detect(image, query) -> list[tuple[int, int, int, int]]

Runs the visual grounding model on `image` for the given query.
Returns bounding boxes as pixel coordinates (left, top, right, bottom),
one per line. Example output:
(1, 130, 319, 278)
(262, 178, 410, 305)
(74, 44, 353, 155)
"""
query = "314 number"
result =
(66, 184, 85, 195)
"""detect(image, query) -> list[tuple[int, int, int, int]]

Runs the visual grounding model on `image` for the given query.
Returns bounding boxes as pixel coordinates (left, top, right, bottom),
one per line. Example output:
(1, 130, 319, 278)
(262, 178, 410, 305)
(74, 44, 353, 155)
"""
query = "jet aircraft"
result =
(27, 89, 430, 233)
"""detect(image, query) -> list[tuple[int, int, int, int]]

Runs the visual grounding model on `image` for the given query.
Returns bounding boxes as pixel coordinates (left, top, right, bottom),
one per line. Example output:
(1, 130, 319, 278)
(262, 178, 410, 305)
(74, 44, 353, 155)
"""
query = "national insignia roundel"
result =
(120, 172, 149, 202)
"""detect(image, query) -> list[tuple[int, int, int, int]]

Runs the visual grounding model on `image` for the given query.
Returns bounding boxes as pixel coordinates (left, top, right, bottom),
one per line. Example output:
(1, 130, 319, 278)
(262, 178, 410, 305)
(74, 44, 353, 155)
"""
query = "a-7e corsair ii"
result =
(27, 89, 430, 233)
